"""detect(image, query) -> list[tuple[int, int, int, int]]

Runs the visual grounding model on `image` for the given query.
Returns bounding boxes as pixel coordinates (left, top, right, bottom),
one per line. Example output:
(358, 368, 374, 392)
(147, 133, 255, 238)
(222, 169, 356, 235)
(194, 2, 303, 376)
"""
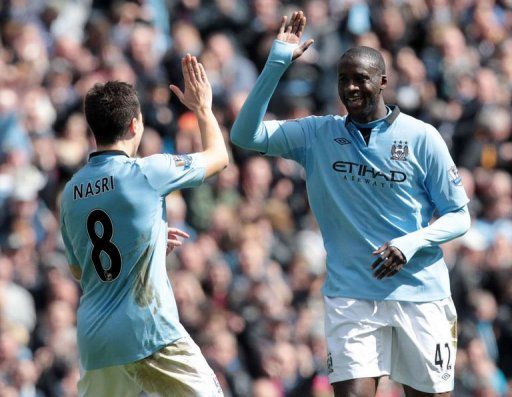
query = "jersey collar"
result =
(89, 150, 129, 161)
(344, 105, 401, 128)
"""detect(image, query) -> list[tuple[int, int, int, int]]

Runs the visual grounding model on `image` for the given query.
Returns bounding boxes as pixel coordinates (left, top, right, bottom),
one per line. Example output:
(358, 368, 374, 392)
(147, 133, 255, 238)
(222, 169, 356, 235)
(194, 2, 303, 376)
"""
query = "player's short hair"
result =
(84, 81, 140, 145)
(339, 46, 386, 75)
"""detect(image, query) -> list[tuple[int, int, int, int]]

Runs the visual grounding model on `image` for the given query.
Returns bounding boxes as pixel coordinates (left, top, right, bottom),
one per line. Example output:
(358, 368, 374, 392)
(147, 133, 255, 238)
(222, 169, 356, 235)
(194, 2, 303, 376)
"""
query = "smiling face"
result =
(338, 50, 387, 123)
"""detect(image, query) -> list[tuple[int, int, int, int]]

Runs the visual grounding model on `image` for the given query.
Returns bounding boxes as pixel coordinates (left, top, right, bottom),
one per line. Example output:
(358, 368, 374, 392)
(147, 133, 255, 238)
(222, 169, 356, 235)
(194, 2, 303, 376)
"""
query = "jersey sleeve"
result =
(60, 207, 79, 266)
(138, 153, 206, 196)
(263, 116, 316, 165)
(423, 124, 469, 214)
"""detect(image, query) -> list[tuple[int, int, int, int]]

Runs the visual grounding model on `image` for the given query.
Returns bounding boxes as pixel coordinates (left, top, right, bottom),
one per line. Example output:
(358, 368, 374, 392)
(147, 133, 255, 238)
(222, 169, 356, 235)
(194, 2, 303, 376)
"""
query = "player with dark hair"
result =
(231, 11, 470, 397)
(60, 55, 226, 397)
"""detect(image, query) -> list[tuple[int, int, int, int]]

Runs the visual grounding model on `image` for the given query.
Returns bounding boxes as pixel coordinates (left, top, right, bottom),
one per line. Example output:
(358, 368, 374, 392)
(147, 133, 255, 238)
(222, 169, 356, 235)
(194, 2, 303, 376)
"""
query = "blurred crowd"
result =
(0, 0, 511, 396)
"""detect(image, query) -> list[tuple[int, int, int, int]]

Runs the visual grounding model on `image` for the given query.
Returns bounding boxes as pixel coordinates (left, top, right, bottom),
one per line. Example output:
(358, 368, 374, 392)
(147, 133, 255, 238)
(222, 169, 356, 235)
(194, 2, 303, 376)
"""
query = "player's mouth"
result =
(345, 96, 364, 108)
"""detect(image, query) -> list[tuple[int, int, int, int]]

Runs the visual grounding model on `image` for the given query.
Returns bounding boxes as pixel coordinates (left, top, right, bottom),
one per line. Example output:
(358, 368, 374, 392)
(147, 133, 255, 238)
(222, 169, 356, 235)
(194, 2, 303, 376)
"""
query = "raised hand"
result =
(277, 10, 314, 60)
(166, 227, 190, 255)
(371, 242, 407, 279)
(170, 54, 212, 113)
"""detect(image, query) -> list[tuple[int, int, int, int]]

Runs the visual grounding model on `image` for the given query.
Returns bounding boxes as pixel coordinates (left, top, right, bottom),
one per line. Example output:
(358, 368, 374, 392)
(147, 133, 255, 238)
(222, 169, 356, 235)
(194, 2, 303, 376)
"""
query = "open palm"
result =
(277, 11, 314, 60)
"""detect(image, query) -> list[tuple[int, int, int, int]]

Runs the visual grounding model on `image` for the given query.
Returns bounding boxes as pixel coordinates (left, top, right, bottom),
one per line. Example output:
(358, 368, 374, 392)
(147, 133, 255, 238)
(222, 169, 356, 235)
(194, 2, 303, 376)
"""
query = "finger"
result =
(167, 240, 183, 250)
(378, 260, 401, 279)
(169, 85, 184, 102)
(292, 11, 302, 35)
(374, 262, 391, 279)
(191, 56, 201, 81)
(286, 12, 296, 33)
(373, 263, 387, 279)
(292, 38, 315, 61)
(372, 243, 389, 255)
(186, 54, 197, 84)
(279, 15, 287, 34)
(181, 56, 190, 84)
(378, 256, 404, 278)
(167, 228, 190, 238)
(297, 14, 306, 38)
(370, 256, 383, 270)
(198, 63, 207, 83)
(300, 38, 314, 52)
(385, 268, 400, 278)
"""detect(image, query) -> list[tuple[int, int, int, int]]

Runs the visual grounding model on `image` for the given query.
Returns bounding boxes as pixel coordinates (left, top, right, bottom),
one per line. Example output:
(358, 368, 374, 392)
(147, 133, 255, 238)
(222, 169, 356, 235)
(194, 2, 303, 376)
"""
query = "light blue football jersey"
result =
(231, 40, 469, 302)
(60, 151, 205, 370)
(261, 109, 469, 301)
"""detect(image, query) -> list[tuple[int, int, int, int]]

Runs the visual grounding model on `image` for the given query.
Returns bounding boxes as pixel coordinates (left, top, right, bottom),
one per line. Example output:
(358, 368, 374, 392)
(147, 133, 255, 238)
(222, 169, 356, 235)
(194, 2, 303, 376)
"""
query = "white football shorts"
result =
(78, 335, 223, 397)
(324, 296, 457, 393)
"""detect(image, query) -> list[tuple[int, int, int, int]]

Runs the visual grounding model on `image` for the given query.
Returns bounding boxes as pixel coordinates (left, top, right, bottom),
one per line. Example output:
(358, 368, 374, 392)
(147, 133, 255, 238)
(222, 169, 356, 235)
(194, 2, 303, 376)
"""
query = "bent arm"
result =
(170, 55, 228, 178)
(390, 205, 471, 262)
(230, 40, 296, 152)
(195, 107, 229, 178)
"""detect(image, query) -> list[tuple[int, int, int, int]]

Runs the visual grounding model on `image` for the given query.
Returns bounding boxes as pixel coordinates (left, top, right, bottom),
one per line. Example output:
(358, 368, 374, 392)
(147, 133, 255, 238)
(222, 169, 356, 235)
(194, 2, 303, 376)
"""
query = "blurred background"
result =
(0, 0, 511, 396)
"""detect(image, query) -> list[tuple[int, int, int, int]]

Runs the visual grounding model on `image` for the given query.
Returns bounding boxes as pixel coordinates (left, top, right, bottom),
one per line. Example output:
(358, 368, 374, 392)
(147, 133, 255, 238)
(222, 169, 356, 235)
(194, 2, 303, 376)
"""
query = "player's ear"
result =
(128, 116, 140, 137)
(127, 118, 136, 137)
(380, 74, 387, 90)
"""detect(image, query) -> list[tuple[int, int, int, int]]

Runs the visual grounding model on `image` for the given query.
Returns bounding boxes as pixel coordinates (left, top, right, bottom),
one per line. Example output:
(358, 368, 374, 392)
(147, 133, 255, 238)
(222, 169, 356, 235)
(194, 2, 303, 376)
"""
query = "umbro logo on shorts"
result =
(334, 137, 351, 146)
(442, 373, 451, 380)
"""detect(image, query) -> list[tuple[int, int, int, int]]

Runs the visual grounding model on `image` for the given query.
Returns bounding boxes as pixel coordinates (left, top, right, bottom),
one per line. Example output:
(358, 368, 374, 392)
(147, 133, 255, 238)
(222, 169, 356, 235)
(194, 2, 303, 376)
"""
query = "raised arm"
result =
(230, 11, 314, 152)
(170, 54, 229, 178)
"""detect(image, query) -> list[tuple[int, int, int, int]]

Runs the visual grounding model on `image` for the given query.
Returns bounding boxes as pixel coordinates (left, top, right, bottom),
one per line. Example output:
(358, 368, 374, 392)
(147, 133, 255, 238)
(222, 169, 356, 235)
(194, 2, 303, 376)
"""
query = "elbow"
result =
(230, 128, 245, 148)
(230, 126, 265, 152)
(455, 205, 471, 238)
(203, 148, 229, 178)
(460, 206, 471, 235)
(230, 121, 255, 150)
(219, 150, 229, 170)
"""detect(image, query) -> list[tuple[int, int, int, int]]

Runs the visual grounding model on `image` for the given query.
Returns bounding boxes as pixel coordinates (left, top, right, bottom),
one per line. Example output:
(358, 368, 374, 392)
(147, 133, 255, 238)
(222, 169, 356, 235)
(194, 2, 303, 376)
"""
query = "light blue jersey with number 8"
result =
(60, 151, 205, 370)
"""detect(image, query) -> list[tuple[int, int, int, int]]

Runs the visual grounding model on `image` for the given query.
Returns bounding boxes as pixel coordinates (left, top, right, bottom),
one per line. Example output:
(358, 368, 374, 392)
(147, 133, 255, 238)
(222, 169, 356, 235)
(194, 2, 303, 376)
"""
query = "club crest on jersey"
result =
(173, 154, 192, 168)
(391, 140, 409, 161)
(448, 166, 462, 186)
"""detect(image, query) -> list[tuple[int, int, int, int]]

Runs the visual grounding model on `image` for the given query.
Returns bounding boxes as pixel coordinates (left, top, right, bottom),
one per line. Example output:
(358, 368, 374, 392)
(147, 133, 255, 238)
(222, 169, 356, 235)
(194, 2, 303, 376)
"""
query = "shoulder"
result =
(135, 153, 201, 177)
(61, 168, 85, 208)
(395, 113, 441, 143)
(134, 153, 170, 166)
(133, 154, 175, 172)
(293, 114, 344, 130)
(395, 112, 429, 132)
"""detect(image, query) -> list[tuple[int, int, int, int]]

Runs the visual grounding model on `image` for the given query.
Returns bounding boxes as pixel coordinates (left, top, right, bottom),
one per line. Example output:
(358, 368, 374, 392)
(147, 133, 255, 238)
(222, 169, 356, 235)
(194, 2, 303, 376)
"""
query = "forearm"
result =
(196, 107, 229, 178)
(230, 40, 296, 151)
(390, 205, 471, 262)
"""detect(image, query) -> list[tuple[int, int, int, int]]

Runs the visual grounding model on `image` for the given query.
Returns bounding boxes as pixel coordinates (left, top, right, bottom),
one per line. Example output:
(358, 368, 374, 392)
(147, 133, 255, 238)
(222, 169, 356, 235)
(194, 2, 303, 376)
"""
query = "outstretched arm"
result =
(230, 11, 314, 152)
(170, 55, 229, 178)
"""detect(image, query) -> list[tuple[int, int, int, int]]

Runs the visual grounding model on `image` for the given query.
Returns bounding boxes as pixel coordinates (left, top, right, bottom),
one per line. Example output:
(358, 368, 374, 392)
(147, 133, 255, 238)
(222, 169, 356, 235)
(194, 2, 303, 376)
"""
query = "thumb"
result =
(372, 243, 388, 255)
(292, 39, 315, 60)
(301, 38, 315, 52)
(169, 85, 184, 102)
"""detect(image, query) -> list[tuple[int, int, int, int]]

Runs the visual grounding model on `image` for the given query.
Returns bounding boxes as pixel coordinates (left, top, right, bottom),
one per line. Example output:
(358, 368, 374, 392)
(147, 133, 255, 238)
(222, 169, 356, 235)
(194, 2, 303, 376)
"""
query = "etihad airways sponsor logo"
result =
(332, 160, 407, 188)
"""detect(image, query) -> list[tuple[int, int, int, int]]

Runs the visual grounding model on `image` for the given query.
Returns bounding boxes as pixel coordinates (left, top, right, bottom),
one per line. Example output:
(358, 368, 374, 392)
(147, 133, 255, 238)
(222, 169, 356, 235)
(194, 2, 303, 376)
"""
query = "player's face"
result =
(338, 56, 386, 123)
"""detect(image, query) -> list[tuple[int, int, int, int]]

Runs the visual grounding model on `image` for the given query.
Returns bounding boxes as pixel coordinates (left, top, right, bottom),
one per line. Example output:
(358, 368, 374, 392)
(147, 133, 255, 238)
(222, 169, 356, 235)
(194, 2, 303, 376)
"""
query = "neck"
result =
(96, 141, 136, 157)
(352, 101, 388, 124)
